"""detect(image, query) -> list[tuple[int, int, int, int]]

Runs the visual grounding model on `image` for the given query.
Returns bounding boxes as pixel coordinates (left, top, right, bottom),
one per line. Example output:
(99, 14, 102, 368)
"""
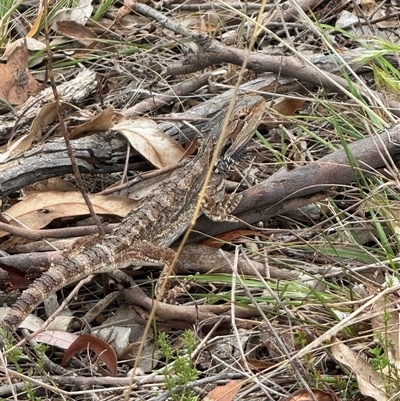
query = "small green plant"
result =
(92, 0, 114, 20)
(1, 328, 49, 400)
(157, 330, 198, 401)
(0, 0, 23, 45)
(0, 328, 25, 373)
(24, 376, 42, 401)
(369, 345, 390, 373)
(33, 343, 49, 370)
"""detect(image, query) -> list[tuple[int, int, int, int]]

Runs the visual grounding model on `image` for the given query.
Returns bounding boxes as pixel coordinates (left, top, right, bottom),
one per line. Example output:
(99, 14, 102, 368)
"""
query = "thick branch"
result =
(0, 132, 142, 198)
(193, 125, 400, 237)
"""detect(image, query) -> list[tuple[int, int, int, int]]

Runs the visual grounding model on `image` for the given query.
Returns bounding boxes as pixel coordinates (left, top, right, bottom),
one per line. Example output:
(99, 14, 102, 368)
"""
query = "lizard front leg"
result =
(201, 174, 242, 222)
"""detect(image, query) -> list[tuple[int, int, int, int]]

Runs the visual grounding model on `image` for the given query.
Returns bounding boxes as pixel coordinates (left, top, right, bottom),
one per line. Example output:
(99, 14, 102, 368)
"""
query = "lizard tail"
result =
(3, 240, 122, 331)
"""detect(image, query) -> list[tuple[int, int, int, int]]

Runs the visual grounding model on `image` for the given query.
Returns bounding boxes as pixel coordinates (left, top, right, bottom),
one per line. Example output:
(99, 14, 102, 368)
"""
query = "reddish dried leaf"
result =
(0, 262, 33, 290)
(56, 20, 97, 46)
(272, 98, 305, 116)
(200, 230, 268, 248)
(281, 389, 334, 401)
(240, 358, 275, 371)
(62, 333, 118, 376)
(203, 380, 243, 401)
(0, 39, 39, 105)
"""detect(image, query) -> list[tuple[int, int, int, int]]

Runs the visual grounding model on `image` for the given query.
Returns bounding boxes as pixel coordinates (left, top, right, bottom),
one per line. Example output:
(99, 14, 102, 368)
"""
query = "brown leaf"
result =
(56, 20, 97, 46)
(0, 102, 72, 162)
(281, 388, 335, 401)
(62, 333, 118, 376)
(0, 39, 39, 105)
(113, 118, 185, 168)
(200, 230, 268, 248)
(331, 341, 387, 401)
(240, 358, 275, 371)
(271, 98, 305, 116)
(262, 97, 305, 128)
(23, 178, 77, 196)
(0, 192, 136, 238)
(203, 380, 243, 401)
(0, 261, 33, 290)
(69, 108, 114, 139)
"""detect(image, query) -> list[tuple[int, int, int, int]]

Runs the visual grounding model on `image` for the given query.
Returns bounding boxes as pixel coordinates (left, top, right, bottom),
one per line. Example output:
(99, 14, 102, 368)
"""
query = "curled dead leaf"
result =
(62, 333, 118, 376)
(69, 108, 114, 139)
(113, 117, 185, 168)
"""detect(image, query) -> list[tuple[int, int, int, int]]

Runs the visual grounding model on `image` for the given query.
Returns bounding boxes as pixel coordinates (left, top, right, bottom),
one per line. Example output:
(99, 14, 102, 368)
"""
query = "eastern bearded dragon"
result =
(2, 95, 265, 331)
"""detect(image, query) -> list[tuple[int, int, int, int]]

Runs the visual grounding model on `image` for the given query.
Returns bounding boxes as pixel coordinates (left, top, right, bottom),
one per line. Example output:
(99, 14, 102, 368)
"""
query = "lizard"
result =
(2, 95, 265, 332)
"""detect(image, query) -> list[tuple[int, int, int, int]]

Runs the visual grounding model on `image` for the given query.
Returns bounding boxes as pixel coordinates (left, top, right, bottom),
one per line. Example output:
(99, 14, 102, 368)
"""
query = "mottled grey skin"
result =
(3, 96, 265, 331)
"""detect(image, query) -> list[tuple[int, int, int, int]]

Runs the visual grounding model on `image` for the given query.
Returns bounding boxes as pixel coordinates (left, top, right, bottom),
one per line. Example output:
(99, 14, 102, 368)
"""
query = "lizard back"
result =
(2, 95, 265, 331)
(3, 134, 214, 330)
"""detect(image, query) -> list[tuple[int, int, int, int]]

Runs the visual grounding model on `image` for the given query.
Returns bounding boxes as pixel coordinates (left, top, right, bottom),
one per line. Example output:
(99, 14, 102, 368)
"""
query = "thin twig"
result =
(42, 3, 105, 237)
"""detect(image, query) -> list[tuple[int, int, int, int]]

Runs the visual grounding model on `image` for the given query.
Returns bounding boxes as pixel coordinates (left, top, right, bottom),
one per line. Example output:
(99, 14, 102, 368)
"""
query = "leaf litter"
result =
(1, 0, 400, 400)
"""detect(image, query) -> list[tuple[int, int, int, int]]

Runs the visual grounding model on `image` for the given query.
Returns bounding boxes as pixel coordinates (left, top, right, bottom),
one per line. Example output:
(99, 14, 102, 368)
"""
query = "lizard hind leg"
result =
(121, 242, 179, 298)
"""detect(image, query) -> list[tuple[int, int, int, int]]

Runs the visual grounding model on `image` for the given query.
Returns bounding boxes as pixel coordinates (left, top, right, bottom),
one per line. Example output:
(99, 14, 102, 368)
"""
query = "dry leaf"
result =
(331, 341, 388, 401)
(281, 388, 335, 401)
(113, 118, 185, 168)
(34, 330, 79, 350)
(0, 39, 39, 105)
(370, 295, 400, 370)
(25, 37, 47, 52)
(114, 0, 135, 24)
(0, 102, 72, 162)
(0, 192, 136, 237)
(0, 134, 32, 163)
(240, 358, 275, 371)
(69, 108, 114, 139)
(62, 333, 118, 376)
(262, 97, 305, 127)
(70, 0, 93, 25)
(56, 20, 97, 47)
(271, 97, 305, 116)
(96, 305, 159, 371)
(361, 0, 376, 13)
(27, 3, 45, 37)
(23, 178, 77, 196)
(203, 380, 243, 401)
(0, 261, 33, 290)
(200, 229, 268, 248)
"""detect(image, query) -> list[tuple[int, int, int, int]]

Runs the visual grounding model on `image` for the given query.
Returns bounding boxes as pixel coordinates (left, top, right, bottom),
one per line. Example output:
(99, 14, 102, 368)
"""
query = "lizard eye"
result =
(238, 113, 247, 120)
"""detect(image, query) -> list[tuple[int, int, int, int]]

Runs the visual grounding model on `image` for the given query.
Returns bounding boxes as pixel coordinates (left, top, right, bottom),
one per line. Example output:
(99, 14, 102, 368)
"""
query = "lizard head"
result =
(214, 95, 265, 172)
